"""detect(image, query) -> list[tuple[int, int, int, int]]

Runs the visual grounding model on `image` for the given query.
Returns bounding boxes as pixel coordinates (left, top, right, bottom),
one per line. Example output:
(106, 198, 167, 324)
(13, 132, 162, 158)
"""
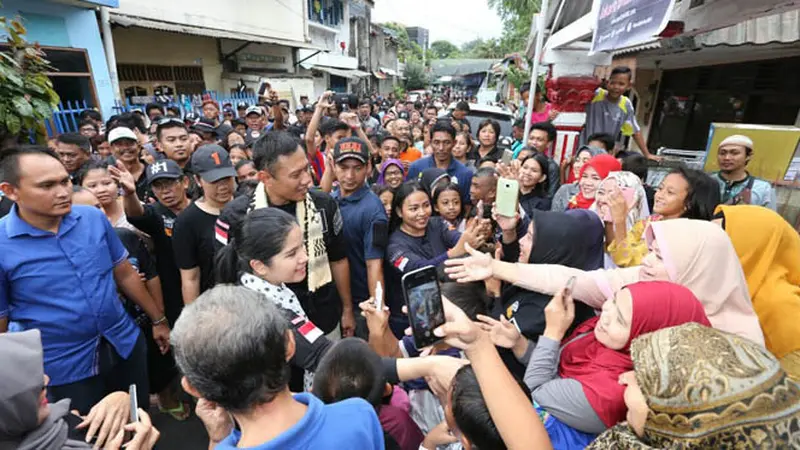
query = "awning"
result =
(697, 9, 800, 47)
(379, 67, 398, 76)
(312, 65, 370, 79)
(373, 70, 388, 80)
(109, 13, 326, 51)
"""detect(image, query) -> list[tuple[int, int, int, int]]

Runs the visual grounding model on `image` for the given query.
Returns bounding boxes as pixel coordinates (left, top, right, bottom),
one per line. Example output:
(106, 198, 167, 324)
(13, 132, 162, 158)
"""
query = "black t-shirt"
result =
(216, 189, 348, 332)
(466, 145, 502, 165)
(128, 202, 184, 324)
(115, 227, 157, 326)
(173, 202, 219, 297)
(0, 196, 13, 219)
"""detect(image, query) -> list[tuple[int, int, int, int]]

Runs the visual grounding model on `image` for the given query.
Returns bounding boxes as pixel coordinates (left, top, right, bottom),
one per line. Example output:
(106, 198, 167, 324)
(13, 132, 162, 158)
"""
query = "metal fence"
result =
(48, 92, 260, 136)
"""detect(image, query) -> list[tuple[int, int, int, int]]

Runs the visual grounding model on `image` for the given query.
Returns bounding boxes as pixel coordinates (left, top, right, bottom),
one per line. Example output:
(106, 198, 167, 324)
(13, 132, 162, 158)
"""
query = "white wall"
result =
(115, 0, 306, 42)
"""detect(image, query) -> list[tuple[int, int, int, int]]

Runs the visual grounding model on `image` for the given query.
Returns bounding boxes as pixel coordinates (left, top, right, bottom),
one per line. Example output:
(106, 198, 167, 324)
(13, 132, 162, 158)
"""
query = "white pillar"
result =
(99, 7, 122, 103)
(523, 0, 550, 141)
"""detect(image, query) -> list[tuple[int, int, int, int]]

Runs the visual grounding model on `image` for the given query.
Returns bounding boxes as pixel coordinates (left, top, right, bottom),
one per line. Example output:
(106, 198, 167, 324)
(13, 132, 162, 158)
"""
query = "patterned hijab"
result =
(588, 323, 800, 449)
(590, 171, 651, 230)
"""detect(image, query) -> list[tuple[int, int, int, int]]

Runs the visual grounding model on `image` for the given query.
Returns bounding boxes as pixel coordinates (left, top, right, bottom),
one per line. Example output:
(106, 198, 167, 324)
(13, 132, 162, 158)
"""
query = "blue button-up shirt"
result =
(332, 185, 388, 304)
(0, 205, 139, 385)
(407, 156, 474, 203)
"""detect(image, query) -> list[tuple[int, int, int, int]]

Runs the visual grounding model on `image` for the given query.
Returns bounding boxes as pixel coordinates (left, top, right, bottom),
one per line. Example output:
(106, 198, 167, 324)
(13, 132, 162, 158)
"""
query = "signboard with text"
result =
(590, 0, 676, 54)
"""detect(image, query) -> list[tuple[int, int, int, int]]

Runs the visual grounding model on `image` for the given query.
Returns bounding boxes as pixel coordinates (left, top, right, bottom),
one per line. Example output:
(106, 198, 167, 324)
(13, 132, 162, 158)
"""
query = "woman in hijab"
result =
(445, 218, 765, 345)
(551, 146, 606, 212)
(481, 208, 605, 378)
(377, 159, 405, 190)
(568, 154, 621, 210)
(605, 166, 721, 268)
(588, 323, 800, 449)
(523, 282, 710, 448)
(591, 171, 650, 268)
(715, 205, 800, 379)
(0, 330, 159, 450)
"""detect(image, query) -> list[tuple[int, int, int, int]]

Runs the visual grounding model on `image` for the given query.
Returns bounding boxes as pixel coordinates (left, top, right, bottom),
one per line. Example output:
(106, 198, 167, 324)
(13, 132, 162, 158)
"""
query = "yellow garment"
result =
(716, 205, 800, 358)
(607, 217, 651, 268)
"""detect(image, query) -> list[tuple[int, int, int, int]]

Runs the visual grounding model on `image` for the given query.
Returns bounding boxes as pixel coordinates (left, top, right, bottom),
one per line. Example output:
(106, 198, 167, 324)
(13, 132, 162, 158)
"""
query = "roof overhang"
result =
(109, 13, 326, 51)
(312, 66, 370, 79)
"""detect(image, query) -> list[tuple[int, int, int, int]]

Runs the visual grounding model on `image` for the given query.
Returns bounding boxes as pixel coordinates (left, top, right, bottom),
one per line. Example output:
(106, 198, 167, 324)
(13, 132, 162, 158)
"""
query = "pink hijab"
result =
(646, 219, 764, 345)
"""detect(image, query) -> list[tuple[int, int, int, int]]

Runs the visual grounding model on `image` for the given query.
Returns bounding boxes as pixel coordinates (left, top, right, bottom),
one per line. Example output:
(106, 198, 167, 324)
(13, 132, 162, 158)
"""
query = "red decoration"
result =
(340, 41, 346, 50)
(546, 76, 601, 113)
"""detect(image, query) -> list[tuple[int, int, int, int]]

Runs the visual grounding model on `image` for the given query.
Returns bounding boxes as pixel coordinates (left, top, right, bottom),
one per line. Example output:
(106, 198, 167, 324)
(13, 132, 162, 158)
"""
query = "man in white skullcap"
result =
(713, 134, 776, 210)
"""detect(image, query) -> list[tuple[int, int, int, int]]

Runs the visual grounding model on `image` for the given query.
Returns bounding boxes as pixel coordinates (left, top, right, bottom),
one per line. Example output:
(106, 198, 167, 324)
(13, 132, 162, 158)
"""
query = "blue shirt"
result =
(332, 185, 388, 304)
(0, 205, 139, 385)
(217, 393, 384, 450)
(407, 156, 473, 203)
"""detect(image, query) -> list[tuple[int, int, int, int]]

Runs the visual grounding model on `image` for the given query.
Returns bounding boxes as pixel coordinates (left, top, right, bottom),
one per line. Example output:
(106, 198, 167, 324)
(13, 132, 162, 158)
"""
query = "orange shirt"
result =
(398, 147, 422, 165)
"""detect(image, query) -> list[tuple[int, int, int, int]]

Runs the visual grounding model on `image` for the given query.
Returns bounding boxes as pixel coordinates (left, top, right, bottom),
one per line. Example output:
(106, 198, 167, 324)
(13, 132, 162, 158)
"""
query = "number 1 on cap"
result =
(211, 151, 221, 165)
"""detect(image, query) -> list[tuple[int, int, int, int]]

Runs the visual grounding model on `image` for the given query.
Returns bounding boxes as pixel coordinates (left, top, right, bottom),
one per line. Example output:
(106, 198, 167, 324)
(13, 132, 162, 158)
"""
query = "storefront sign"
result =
(237, 53, 287, 69)
(590, 0, 676, 54)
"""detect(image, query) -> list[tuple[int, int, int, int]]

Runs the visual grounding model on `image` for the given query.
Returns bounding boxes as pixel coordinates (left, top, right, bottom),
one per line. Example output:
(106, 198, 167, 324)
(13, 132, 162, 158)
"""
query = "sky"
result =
(371, 0, 505, 47)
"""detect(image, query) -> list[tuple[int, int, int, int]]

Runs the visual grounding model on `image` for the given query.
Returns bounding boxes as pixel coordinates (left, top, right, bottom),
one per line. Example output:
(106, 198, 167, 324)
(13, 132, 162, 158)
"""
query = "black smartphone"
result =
(402, 266, 445, 349)
(482, 202, 492, 219)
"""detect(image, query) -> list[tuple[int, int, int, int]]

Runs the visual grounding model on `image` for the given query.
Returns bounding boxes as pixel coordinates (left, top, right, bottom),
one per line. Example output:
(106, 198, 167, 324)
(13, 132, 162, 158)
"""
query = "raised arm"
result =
(305, 91, 333, 153)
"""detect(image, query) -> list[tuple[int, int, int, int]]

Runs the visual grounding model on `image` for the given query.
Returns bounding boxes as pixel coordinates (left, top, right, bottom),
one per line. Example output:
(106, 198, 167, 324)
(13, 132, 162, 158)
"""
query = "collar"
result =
(5, 204, 79, 238)
(333, 184, 370, 202)
(716, 171, 751, 187)
(222, 394, 322, 449)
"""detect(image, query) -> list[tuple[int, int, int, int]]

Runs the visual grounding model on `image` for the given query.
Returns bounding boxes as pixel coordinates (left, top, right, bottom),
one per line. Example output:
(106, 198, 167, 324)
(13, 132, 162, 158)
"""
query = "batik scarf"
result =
(588, 323, 800, 449)
(252, 182, 331, 291)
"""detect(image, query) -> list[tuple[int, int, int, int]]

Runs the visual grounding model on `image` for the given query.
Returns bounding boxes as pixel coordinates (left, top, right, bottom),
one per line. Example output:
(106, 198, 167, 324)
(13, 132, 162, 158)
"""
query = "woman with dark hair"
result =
(385, 182, 485, 334)
(467, 119, 502, 165)
(518, 153, 552, 215)
(605, 166, 720, 267)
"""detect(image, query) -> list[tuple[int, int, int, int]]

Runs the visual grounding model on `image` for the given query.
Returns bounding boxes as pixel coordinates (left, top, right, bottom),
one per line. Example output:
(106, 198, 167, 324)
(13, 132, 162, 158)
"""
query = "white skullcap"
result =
(719, 134, 754, 150)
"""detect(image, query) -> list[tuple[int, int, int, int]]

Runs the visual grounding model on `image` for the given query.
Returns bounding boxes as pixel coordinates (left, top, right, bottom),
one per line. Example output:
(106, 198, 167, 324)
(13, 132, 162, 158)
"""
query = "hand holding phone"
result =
(402, 266, 446, 349)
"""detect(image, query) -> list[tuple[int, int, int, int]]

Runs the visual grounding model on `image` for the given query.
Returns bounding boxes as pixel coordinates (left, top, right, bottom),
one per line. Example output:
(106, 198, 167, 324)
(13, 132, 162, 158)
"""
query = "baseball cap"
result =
(300, 105, 314, 113)
(237, 101, 248, 109)
(222, 107, 235, 115)
(191, 144, 236, 182)
(108, 127, 138, 144)
(146, 159, 183, 185)
(333, 137, 369, 164)
(245, 106, 264, 117)
(397, 111, 410, 120)
(192, 118, 216, 134)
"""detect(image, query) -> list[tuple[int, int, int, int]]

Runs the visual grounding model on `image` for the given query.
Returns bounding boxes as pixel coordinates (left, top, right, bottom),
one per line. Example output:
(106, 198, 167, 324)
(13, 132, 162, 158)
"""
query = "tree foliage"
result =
(430, 40, 460, 59)
(488, 0, 541, 55)
(404, 60, 429, 90)
(0, 15, 59, 146)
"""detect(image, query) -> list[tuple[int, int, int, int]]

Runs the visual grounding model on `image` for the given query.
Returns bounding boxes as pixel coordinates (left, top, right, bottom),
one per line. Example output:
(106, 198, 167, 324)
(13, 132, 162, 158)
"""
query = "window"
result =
(118, 64, 206, 96)
(649, 57, 800, 151)
(308, 0, 344, 27)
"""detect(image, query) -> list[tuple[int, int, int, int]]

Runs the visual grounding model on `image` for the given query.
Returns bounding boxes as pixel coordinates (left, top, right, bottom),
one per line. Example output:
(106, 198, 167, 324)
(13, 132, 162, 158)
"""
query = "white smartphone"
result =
(375, 281, 383, 311)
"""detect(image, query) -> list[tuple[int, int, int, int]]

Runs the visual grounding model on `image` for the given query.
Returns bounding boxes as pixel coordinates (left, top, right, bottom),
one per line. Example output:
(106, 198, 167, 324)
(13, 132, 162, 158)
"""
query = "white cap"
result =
(108, 127, 138, 144)
(245, 105, 264, 116)
(719, 134, 754, 150)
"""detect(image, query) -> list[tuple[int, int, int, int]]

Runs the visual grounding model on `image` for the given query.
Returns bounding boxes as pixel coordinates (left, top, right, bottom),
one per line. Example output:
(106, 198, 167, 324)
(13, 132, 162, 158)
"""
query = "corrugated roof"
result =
(697, 9, 800, 47)
(429, 59, 496, 77)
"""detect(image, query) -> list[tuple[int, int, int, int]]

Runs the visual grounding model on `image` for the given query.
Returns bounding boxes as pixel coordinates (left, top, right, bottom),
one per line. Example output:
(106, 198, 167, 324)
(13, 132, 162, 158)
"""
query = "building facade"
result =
(0, 0, 118, 118)
(406, 26, 429, 51)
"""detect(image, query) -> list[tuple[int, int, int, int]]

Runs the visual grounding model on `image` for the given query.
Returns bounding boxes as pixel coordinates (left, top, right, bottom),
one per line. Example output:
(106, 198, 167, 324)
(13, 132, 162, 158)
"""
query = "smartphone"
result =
(374, 281, 383, 311)
(257, 80, 271, 97)
(129, 384, 139, 423)
(501, 149, 514, 165)
(495, 177, 520, 217)
(402, 266, 445, 349)
(599, 187, 636, 222)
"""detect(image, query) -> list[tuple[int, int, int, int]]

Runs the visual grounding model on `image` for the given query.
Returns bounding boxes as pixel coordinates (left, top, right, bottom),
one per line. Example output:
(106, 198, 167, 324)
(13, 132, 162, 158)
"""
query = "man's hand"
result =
(421, 421, 459, 450)
(317, 91, 334, 110)
(646, 153, 663, 162)
(75, 391, 130, 449)
(341, 310, 356, 337)
(340, 111, 360, 129)
(359, 299, 389, 337)
(108, 161, 137, 197)
(195, 399, 233, 444)
(476, 314, 521, 349)
(152, 323, 170, 355)
(105, 409, 160, 450)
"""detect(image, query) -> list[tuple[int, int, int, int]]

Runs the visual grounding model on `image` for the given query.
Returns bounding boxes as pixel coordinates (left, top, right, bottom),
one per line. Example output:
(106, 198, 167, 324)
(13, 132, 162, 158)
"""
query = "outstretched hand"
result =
(476, 314, 521, 349)
(444, 243, 494, 282)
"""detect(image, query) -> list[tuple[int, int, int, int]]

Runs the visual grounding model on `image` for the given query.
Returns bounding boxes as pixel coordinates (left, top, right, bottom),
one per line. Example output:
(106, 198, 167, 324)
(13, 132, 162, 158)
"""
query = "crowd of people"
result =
(1, 65, 798, 450)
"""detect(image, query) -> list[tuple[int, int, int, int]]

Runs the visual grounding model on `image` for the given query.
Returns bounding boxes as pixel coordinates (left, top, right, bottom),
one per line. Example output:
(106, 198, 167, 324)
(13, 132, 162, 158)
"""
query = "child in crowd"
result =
(433, 183, 466, 232)
(372, 184, 395, 219)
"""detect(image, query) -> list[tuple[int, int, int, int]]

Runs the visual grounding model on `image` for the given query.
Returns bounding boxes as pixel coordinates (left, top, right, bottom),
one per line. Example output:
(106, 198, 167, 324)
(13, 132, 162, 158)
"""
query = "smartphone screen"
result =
(501, 149, 514, 165)
(402, 266, 445, 349)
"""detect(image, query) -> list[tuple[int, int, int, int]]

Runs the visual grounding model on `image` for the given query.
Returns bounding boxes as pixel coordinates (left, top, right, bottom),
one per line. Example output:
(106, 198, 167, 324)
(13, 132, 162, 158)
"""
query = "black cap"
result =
(237, 102, 248, 109)
(193, 118, 216, 134)
(146, 159, 183, 185)
(191, 144, 236, 182)
(333, 137, 369, 164)
(397, 111, 410, 120)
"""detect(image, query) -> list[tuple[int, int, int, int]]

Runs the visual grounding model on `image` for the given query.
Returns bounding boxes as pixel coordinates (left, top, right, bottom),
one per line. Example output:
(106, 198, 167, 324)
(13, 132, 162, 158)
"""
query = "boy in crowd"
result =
(54, 133, 92, 184)
(581, 66, 660, 161)
(524, 122, 561, 198)
(586, 132, 615, 154)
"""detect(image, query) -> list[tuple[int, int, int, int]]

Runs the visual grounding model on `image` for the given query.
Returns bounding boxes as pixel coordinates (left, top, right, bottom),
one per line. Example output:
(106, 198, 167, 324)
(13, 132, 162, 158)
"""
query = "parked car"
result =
(440, 102, 514, 138)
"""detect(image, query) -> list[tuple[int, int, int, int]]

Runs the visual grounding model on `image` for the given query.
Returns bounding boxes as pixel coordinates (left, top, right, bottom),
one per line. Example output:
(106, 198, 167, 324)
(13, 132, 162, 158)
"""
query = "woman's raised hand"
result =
(444, 243, 494, 282)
